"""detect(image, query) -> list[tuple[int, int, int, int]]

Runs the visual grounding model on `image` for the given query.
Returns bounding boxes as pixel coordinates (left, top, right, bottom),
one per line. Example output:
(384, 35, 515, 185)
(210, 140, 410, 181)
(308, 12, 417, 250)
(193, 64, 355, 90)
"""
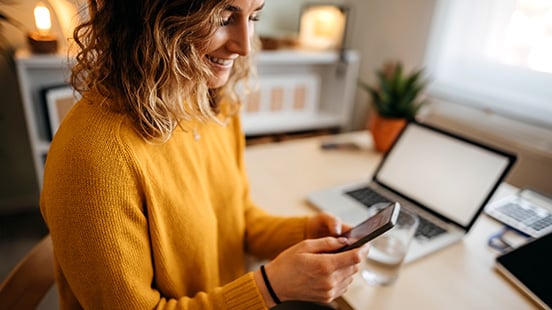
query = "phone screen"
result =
(336, 202, 401, 252)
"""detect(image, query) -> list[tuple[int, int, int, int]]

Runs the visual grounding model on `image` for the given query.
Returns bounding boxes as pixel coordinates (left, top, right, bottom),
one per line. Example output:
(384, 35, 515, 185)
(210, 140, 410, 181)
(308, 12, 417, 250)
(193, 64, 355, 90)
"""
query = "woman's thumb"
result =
(302, 237, 349, 253)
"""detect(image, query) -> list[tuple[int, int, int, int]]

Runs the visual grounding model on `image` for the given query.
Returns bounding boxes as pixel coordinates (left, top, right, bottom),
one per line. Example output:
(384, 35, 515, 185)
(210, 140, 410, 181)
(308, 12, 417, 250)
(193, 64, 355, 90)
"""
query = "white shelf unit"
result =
(243, 49, 359, 135)
(15, 49, 359, 188)
(15, 49, 74, 190)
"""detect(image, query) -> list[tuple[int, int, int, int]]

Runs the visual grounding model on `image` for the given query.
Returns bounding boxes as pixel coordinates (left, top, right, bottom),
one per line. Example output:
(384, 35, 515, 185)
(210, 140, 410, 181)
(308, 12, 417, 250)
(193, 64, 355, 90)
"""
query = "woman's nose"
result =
(227, 20, 252, 56)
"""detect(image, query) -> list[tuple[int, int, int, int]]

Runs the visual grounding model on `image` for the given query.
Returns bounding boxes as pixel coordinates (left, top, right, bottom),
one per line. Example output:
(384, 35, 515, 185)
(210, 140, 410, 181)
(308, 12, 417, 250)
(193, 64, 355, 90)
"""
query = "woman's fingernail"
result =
(335, 225, 342, 235)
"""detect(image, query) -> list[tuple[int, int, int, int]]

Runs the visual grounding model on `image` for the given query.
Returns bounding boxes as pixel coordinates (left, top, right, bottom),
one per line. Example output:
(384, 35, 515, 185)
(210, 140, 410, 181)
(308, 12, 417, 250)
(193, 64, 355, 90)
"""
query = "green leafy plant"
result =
(359, 61, 428, 120)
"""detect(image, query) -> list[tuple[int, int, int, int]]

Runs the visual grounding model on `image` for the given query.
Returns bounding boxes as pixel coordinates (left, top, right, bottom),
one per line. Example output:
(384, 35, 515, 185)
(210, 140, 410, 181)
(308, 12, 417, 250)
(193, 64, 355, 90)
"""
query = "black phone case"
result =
(334, 202, 399, 252)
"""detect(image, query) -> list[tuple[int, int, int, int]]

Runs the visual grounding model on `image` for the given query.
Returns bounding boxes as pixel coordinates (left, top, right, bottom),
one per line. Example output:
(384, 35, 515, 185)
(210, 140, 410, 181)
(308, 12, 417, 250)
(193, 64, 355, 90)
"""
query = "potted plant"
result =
(359, 61, 428, 152)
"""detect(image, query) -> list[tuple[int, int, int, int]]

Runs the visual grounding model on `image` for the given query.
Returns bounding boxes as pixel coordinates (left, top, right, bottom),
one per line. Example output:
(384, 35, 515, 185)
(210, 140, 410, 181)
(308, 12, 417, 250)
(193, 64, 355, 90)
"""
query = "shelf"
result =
(15, 48, 359, 189)
(15, 49, 72, 67)
(242, 113, 343, 136)
(255, 49, 358, 65)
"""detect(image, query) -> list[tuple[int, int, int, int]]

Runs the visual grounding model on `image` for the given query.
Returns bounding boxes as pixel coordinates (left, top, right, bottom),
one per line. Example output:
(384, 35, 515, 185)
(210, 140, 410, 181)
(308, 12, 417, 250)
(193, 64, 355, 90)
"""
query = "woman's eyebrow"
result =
(225, 2, 265, 12)
(255, 2, 265, 11)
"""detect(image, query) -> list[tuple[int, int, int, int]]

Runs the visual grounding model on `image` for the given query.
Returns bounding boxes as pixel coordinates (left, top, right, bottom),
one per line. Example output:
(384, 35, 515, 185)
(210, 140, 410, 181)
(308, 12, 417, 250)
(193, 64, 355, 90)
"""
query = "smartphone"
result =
(335, 202, 401, 252)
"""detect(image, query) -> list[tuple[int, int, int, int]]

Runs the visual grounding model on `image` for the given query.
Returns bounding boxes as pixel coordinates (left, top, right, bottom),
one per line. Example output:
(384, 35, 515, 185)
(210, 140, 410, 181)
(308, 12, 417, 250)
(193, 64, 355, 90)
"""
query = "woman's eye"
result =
(221, 12, 261, 26)
(250, 14, 260, 22)
(222, 15, 234, 26)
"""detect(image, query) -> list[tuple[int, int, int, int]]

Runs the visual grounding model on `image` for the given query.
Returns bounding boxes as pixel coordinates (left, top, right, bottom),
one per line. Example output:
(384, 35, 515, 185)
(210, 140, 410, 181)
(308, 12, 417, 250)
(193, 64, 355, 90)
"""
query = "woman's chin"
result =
(208, 75, 230, 89)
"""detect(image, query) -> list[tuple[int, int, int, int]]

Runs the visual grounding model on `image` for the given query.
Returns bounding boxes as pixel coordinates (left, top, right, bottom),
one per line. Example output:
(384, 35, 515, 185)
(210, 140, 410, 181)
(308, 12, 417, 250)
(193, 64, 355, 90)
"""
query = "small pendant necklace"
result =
(193, 126, 201, 141)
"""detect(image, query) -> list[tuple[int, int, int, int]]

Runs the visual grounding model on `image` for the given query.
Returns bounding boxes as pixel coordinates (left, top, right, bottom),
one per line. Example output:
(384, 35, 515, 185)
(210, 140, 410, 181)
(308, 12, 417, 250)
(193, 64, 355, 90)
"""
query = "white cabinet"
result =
(15, 49, 359, 188)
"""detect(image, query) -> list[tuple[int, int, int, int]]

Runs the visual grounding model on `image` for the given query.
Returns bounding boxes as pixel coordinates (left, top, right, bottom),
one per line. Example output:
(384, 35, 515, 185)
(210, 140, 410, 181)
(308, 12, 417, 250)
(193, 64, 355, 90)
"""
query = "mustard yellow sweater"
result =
(41, 96, 308, 309)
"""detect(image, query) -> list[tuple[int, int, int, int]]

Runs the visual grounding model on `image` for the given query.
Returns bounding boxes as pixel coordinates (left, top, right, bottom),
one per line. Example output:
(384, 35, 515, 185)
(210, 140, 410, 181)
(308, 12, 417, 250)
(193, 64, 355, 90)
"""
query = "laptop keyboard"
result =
(346, 186, 390, 207)
(494, 202, 552, 232)
(345, 186, 447, 240)
(414, 216, 447, 240)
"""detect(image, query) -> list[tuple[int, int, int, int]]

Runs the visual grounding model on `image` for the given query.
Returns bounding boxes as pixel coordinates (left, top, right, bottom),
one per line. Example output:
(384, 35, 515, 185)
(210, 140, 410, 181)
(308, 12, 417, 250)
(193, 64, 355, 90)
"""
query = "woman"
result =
(40, 0, 366, 308)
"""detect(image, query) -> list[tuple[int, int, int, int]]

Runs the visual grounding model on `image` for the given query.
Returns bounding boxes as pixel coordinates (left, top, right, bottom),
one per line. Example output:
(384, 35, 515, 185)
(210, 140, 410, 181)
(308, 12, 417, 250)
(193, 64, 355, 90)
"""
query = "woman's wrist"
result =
(253, 268, 277, 308)
(260, 264, 281, 305)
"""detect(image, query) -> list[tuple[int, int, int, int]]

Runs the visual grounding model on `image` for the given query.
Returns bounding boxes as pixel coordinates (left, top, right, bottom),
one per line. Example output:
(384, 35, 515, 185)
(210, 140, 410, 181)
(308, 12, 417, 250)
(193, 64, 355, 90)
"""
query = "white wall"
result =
(345, 0, 437, 130)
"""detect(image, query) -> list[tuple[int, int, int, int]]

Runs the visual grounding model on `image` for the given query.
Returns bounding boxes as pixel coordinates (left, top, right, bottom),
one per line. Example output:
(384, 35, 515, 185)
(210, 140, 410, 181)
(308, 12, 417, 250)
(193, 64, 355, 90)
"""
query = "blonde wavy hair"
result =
(71, 0, 257, 141)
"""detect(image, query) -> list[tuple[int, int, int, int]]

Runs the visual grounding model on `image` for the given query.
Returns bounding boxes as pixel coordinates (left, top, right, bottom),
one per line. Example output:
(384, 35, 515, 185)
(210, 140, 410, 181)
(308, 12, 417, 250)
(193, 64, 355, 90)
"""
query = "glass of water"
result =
(361, 208, 419, 286)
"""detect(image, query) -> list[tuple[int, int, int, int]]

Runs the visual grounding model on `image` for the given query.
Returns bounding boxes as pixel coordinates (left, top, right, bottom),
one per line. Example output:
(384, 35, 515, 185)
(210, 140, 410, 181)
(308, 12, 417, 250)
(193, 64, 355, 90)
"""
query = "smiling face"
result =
(203, 0, 264, 88)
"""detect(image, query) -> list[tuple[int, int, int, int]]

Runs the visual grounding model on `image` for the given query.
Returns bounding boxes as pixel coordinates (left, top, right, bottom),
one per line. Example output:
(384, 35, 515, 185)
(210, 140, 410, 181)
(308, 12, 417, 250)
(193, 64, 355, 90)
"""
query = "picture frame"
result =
(43, 85, 79, 139)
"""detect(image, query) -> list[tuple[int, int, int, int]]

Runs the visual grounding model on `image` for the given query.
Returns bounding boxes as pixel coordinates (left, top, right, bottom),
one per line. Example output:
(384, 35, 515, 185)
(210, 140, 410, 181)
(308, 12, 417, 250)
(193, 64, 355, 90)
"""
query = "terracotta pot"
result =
(368, 112, 407, 153)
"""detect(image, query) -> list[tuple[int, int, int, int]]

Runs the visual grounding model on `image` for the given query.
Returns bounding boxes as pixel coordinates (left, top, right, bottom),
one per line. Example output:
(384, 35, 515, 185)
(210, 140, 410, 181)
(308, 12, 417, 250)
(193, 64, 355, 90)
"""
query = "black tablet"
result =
(495, 232, 552, 309)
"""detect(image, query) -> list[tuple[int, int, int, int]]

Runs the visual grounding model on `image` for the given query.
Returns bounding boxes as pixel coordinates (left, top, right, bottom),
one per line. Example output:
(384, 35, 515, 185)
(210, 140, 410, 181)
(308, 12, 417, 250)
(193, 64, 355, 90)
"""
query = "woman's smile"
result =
(206, 55, 235, 69)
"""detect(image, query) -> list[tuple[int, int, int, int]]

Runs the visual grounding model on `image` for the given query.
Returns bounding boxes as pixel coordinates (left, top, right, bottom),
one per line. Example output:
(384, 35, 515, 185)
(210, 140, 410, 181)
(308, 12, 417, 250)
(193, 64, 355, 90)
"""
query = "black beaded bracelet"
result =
(260, 264, 281, 304)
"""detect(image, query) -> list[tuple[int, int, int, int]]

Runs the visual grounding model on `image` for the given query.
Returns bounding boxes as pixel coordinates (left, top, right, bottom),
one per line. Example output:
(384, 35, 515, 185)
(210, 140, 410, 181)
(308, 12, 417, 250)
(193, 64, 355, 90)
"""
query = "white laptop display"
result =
(307, 121, 517, 263)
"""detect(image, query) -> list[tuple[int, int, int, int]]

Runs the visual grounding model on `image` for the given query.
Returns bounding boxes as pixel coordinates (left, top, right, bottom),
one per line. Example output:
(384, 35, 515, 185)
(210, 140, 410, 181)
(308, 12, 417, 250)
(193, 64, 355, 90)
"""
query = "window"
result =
(424, 0, 552, 128)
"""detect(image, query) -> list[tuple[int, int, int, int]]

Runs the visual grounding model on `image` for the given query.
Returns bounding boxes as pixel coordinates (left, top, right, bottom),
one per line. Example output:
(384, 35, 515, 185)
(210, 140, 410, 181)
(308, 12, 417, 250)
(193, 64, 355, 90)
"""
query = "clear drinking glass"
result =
(361, 208, 419, 286)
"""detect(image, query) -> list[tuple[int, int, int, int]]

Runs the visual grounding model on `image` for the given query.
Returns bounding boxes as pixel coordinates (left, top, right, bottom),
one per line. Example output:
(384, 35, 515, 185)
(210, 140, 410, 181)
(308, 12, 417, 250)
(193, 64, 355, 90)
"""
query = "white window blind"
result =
(424, 0, 552, 128)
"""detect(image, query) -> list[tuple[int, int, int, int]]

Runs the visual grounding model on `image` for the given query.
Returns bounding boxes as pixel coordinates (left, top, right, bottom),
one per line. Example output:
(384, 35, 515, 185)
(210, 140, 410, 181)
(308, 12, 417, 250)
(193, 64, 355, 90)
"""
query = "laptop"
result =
(307, 121, 517, 263)
(485, 188, 552, 238)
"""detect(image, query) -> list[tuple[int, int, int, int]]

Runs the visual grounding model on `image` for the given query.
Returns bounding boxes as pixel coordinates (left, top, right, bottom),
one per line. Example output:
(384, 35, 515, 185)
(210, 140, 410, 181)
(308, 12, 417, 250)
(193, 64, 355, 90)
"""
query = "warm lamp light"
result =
(27, 2, 58, 54)
(34, 3, 52, 35)
(299, 4, 349, 51)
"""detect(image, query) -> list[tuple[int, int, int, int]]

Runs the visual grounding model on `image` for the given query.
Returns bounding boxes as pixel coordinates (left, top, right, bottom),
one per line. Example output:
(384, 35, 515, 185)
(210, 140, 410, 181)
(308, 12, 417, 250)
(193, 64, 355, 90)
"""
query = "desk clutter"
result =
(246, 128, 338, 146)
(485, 188, 552, 238)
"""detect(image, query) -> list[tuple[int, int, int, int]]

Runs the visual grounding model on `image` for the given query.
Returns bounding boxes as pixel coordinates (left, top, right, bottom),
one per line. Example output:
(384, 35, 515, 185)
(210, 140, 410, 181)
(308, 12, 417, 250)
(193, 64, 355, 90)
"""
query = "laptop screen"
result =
(375, 122, 516, 228)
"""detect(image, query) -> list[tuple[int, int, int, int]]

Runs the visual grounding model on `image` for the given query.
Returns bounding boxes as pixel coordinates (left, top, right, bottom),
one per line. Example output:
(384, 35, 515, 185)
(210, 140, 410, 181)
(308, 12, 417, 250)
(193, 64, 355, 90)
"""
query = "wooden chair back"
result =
(0, 235, 55, 309)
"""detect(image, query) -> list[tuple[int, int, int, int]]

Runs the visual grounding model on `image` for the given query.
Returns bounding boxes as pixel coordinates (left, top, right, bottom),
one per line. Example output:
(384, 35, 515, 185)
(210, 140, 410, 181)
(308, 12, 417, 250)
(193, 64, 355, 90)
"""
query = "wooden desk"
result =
(244, 131, 535, 310)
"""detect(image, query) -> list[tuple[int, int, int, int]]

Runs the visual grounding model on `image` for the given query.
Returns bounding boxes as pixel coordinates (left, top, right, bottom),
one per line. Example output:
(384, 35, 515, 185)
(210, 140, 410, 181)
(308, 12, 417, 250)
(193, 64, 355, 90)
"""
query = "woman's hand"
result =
(254, 237, 368, 307)
(306, 212, 351, 239)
